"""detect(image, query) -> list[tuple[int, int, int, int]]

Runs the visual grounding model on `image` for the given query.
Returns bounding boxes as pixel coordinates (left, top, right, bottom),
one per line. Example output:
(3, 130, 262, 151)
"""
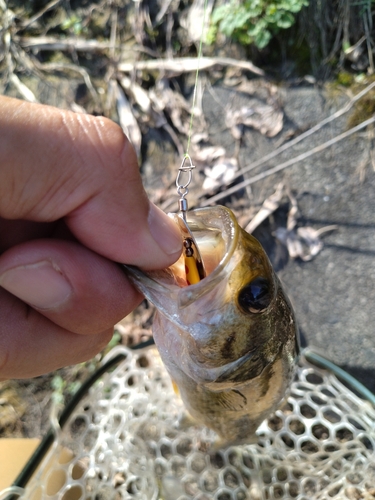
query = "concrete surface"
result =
(202, 84, 375, 393)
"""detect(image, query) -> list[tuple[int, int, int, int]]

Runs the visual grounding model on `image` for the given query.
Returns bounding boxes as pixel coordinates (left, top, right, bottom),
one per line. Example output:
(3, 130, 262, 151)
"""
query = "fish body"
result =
(126, 206, 299, 443)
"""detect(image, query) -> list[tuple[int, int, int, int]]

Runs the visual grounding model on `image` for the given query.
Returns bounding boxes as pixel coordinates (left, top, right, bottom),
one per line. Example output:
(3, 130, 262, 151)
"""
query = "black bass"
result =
(126, 206, 299, 444)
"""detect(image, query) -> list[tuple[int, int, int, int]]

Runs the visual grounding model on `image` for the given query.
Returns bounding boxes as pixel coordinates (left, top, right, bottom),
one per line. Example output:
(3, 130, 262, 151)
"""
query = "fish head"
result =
(125, 205, 298, 388)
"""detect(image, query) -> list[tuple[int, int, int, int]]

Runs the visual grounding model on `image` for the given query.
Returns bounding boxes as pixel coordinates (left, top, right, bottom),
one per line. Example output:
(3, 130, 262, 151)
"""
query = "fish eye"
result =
(237, 277, 272, 314)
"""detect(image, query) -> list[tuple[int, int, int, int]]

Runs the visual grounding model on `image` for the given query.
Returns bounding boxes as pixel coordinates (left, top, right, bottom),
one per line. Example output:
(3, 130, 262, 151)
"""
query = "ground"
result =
(0, 1, 374, 446)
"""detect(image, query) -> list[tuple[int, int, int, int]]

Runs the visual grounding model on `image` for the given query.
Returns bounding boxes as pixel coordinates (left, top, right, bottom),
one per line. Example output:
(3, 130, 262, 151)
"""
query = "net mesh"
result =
(16, 346, 375, 500)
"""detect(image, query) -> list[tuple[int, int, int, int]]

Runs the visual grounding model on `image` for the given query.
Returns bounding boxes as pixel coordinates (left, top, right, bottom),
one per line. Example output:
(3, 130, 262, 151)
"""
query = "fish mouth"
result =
(124, 206, 239, 325)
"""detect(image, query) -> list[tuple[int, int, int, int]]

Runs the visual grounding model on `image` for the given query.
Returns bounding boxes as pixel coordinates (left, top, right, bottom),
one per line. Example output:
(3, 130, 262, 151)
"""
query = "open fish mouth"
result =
(125, 206, 240, 321)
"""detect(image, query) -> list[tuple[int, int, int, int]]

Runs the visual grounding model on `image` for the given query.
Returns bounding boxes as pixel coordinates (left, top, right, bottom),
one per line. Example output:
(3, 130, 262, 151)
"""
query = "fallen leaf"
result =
(203, 157, 238, 191)
(180, 0, 215, 43)
(274, 224, 337, 262)
(120, 76, 151, 115)
(228, 103, 284, 138)
(191, 145, 226, 163)
(244, 183, 284, 234)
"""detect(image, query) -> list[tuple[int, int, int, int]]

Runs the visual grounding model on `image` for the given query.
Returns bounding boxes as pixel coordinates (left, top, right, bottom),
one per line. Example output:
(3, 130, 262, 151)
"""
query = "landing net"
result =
(11, 346, 375, 500)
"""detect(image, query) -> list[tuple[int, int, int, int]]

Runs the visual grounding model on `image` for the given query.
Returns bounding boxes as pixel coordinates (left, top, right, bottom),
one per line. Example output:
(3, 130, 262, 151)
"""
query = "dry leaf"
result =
(344, 36, 366, 63)
(70, 102, 86, 114)
(120, 76, 151, 115)
(228, 103, 284, 138)
(244, 185, 337, 260)
(120, 76, 169, 130)
(274, 190, 337, 261)
(191, 145, 226, 163)
(203, 157, 238, 191)
(274, 227, 307, 260)
(244, 183, 284, 234)
(181, 0, 215, 42)
(150, 78, 207, 138)
(296, 226, 324, 259)
(274, 225, 337, 262)
(149, 82, 187, 134)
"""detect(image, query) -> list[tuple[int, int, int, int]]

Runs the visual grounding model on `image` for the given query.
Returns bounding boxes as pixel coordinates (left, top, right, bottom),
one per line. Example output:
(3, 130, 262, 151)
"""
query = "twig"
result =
(315, 225, 339, 236)
(35, 62, 98, 103)
(363, 8, 374, 74)
(109, 9, 117, 61)
(18, 36, 112, 51)
(202, 115, 375, 206)
(165, 11, 173, 60)
(118, 56, 264, 76)
(20, 0, 62, 29)
(162, 122, 185, 158)
(10, 74, 38, 102)
(244, 183, 284, 234)
(156, 0, 174, 23)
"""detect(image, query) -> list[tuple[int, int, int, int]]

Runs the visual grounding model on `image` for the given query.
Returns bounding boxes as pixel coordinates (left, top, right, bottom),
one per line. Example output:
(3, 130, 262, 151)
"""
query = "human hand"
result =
(0, 96, 182, 379)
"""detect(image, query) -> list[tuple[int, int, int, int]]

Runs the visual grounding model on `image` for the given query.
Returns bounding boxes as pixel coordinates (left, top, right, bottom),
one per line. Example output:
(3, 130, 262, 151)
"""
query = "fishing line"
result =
(175, 0, 209, 285)
(185, 0, 209, 158)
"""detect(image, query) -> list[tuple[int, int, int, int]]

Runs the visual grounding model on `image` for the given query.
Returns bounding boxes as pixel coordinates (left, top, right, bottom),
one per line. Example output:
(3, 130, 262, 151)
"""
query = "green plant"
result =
(208, 0, 309, 49)
(60, 14, 85, 36)
(51, 375, 82, 406)
(50, 331, 123, 405)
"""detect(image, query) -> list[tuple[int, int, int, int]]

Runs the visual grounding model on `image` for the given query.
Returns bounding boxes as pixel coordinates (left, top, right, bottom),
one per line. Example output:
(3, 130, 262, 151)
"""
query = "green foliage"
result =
(336, 71, 354, 87)
(50, 331, 122, 406)
(347, 91, 375, 129)
(51, 375, 82, 406)
(208, 0, 309, 49)
(106, 330, 122, 351)
(60, 14, 85, 35)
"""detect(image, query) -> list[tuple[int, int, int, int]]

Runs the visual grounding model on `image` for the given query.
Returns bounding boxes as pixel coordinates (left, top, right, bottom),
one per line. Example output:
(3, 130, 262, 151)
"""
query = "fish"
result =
(125, 205, 299, 444)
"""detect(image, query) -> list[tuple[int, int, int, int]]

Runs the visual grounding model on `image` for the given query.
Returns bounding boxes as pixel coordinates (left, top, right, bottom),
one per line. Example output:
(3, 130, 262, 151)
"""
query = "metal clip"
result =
(174, 153, 206, 281)
(176, 154, 196, 220)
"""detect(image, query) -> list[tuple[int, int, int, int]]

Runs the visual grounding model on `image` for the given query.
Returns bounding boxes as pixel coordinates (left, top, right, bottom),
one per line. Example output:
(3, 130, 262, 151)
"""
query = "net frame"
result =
(2, 346, 375, 500)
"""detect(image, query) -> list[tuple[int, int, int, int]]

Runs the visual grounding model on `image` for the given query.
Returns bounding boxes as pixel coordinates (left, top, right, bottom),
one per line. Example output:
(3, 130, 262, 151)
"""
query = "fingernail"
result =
(0, 260, 72, 310)
(148, 203, 182, 256)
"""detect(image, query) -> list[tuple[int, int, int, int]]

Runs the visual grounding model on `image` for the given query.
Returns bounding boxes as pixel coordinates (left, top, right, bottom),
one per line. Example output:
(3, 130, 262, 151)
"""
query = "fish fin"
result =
(214, 353, 267, 385)
(216, 389, 248, 412)
(172, 380, 180, 396)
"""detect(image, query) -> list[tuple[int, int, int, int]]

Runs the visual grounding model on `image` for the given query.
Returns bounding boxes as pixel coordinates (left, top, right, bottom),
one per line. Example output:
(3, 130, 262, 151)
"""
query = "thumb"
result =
(0, 96, 182, 269)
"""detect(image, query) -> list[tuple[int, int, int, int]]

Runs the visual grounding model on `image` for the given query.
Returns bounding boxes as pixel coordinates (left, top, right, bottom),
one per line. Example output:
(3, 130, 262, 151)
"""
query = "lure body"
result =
(126, 206, 299, 444)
